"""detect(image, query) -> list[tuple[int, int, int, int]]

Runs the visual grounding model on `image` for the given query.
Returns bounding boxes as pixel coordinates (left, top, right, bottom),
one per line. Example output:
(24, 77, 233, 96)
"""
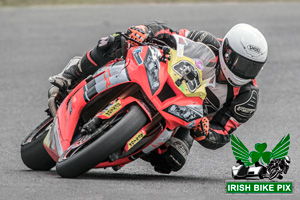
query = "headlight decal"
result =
(144, 47, 161, 95)
(164, 104, 204, 122)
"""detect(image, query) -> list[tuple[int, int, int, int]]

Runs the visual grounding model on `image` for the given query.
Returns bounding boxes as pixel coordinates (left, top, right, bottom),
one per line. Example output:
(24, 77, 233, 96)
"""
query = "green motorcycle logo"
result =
(231, 134, 290, 166)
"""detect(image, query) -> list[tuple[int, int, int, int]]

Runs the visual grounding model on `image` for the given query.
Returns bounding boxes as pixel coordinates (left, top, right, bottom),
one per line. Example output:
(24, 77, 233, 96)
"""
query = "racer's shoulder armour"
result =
(230, 81, 259, 123)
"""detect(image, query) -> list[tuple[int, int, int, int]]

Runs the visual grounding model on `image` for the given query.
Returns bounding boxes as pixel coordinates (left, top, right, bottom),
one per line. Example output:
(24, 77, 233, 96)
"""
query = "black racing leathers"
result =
(78, 34, 124, 78)
(186, 29, 259, 150)
(196, 81, 259, 149)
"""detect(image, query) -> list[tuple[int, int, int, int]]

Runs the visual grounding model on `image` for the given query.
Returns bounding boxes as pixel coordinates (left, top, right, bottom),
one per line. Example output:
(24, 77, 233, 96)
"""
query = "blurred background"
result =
(1, 0, 300, 6)
(1, 1, 299, 199)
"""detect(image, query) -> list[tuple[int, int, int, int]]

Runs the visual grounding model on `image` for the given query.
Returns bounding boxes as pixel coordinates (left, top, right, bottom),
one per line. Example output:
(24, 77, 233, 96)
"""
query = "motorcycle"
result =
(21, 34, 217, 178)
(267, 157, 290, 180)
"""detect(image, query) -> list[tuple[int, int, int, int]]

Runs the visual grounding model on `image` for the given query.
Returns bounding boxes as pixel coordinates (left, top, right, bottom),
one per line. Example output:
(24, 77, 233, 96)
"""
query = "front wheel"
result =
(268, 168, 280, 180)
(56, 104, 148, 178)
(21, 117, 56, 170)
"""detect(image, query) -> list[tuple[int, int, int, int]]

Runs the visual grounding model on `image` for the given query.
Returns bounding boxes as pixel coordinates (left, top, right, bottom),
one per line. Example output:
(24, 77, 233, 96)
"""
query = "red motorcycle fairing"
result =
(96, 96, 152, 121)
(44, 61, 133, 161)
(20, 34, 222, 177)
(44, 40, 207, 165)
(126, 45, 204, 130)
(82, 60, 130, 102)
(44, 79, 89, 161)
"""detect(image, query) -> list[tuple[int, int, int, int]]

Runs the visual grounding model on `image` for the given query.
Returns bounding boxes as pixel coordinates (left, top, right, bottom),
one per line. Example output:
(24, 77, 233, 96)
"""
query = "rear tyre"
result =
(56, 104, 147, 178)
(21, 117, 56, 171)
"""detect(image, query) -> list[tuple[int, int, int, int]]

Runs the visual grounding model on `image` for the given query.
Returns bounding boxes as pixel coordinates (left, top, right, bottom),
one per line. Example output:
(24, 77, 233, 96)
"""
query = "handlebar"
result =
(119, 32, 171, 49)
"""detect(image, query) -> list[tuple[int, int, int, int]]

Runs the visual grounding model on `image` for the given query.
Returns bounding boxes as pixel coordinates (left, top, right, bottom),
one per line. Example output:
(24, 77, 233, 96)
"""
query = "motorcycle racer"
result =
(49, 21, 268, 174)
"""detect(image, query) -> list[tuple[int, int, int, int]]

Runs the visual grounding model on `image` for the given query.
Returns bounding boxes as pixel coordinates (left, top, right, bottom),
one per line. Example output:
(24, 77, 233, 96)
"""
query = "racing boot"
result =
(48, 34, 126, 117)
(163, 128, 194, 172)
(47, 56, 83, 116)
(48, 34, 124, 96)
(143, 128, 194, 174)
(48, 56, 83, 92)
(49, 34, 124, 92)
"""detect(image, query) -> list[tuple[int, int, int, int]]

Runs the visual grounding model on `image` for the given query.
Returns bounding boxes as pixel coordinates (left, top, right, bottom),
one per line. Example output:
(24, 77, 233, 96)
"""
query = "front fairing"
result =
(43, 117, 64, 161)
(43, 35, 218, 163)
(126, 34, 217, 129)
(44, 61, 132, 161)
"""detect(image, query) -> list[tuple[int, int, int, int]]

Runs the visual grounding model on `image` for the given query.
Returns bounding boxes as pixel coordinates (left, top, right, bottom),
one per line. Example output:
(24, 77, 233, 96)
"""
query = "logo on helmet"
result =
(247, 45, 261, 54)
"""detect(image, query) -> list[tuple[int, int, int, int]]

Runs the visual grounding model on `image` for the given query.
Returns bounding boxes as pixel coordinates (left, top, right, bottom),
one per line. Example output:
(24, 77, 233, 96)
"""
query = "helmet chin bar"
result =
(225, 69, 251, 87)
(219, 46, 251, 87)
(227, 77, 242, 87)
(215, 65, 228, 84)
(227, 72, 251, 87)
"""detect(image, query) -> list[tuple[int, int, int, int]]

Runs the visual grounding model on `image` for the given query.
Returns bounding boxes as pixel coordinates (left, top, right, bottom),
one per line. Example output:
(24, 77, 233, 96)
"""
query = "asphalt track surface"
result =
(0, 2, 299, 200)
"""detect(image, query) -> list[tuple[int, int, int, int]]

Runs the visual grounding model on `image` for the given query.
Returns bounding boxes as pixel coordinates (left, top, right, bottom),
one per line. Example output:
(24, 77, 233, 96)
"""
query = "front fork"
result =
(92, 96, 175, 169)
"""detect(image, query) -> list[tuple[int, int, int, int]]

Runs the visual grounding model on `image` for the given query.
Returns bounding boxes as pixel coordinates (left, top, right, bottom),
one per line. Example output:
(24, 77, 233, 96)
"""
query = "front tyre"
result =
(56, 104, 147, 178)
(21, 117, 56, 170)
(268, 168, 280, 180)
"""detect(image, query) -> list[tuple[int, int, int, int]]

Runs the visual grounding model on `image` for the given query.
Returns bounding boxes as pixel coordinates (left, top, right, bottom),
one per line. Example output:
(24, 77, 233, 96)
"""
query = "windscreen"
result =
(173, 34, 217, 80)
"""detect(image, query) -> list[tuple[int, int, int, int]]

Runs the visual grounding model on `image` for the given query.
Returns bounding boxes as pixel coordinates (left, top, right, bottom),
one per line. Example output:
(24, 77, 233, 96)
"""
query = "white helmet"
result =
(219, 23, 268, 86)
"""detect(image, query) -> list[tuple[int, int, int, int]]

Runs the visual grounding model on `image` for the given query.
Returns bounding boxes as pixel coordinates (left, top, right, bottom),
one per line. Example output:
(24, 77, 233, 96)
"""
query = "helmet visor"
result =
(222, 38, 264, 79)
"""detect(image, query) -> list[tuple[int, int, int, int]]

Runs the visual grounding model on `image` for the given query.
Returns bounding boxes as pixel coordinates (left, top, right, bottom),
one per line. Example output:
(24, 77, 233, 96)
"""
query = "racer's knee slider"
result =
(163, 128, 194, 172)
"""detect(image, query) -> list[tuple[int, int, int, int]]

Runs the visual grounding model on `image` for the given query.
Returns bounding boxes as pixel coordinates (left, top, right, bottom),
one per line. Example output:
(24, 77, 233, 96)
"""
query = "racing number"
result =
(173, 61, 201, 93)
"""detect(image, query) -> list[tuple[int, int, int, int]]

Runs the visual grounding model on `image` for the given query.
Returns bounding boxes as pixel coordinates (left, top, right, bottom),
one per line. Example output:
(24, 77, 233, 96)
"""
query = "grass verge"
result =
(1, 0, 300, 7)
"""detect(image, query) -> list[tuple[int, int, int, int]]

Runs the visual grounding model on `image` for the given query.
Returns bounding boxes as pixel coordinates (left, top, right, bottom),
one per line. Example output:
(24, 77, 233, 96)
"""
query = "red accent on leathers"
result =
(233, 87, 241, 100)
(87, 50, 98, 67)
(154, 28, 176, 37)
(210, 127, 228, 135)
(252, 79, 257, 87)
(224, 118, 241, 133)
(178, 29, 189, 37)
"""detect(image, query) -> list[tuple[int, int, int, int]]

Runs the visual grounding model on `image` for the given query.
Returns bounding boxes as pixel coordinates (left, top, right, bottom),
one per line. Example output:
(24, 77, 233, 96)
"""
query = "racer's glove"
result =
(126, 25, 149, 46)
(191, 117, 210, 141)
